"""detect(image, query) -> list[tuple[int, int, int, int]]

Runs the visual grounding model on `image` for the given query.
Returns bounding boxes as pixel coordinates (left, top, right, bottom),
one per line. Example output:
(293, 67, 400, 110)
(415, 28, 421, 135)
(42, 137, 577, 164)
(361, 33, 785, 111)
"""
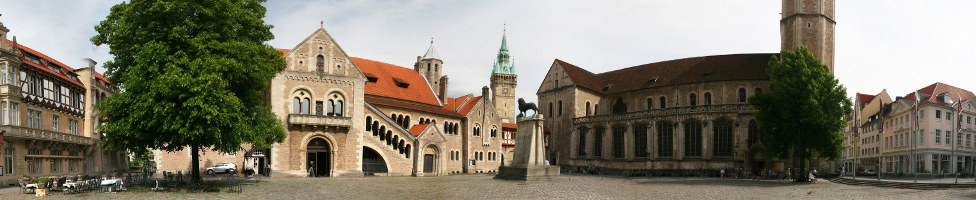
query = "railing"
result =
(288, 114, 352, 127)
(0, 125, 96, 145)
(573, 104, 757, 124)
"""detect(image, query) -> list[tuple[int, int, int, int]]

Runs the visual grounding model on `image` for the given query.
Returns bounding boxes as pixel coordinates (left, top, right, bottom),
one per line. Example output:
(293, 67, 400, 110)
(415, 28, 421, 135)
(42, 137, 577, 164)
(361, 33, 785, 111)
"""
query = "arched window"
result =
(386, 131, 393, 145)
(396, 115, 403, 127)
(657, 122, 674, 158)
(427, 63, 431, 73)
(593, 127, 604, 157)
(594, 104, 599, 115)
(292, 97, 300, 114)
(684, 119, 702, 157)
(712, 119, 734, 157)
(659, 97, 666, 109)
(646, 98, 653, 110)
(391, 135, 398, 146)
(738, 88, 747, 103)
(379, 126, 386, 140)
(316, 55, 325, 72)
(335, 100, 343, 116)
(577, 128, 587, 157)
(549, 103, 553, 117)
(704, 92, 712, 105)
(398, 140, 405, 154)
(634, 124, 648, 158)
(586, 102, 592, 116)
(372, 122, 379, 136)
(612, 98, 627, 114)
(366, 116, 373, 131)
(689, 93, 697, 106)
(435, 64, 438, 72)
(558, 101, 563, 116)
(453, 124, 458, 134)
(612, 126, 625, 158)
(443, 122, 448, 133)
(403, 116, 409, 127)
(302, 98, 310, 114)
(327, 100, 335, 116)
(405, 144, 411, 158)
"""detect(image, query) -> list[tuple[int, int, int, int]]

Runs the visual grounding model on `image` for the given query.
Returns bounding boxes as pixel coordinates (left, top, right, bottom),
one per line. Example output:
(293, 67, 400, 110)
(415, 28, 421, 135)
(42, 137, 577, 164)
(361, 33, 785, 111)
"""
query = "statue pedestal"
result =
(495, 114, 560, 181)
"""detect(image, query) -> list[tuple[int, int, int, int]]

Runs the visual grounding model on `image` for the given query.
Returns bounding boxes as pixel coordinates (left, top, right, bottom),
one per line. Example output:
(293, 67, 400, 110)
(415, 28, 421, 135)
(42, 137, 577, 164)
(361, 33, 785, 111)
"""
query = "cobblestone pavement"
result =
(2, 174, 976, 199)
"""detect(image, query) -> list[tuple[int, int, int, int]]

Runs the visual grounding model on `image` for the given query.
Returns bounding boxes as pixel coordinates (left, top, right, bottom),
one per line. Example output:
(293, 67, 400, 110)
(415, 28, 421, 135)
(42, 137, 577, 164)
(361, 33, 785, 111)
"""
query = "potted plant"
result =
(32, 177, 52, 196)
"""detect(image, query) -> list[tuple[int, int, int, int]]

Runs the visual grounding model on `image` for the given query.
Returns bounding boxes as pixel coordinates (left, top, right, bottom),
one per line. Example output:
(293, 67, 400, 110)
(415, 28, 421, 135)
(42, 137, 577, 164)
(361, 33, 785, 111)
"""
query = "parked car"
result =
(206, 163, 237, 175)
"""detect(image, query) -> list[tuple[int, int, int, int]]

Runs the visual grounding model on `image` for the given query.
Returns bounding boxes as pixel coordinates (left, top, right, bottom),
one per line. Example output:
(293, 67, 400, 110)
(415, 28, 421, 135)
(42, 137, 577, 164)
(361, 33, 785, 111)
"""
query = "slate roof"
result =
(554, 53, 774, 94)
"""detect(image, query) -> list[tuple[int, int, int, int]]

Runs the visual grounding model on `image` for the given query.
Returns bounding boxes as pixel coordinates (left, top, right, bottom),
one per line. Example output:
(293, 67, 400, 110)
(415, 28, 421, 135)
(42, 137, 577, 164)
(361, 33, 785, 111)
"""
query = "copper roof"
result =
(554, 53, 774, 94)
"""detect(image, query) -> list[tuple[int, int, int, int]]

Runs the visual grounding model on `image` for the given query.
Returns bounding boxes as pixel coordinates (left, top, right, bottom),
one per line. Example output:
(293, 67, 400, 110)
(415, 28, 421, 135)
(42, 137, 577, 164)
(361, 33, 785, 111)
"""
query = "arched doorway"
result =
(423, 145, 439, 174)
(307, 138, 331, 177)
(362, 147, 388, 176)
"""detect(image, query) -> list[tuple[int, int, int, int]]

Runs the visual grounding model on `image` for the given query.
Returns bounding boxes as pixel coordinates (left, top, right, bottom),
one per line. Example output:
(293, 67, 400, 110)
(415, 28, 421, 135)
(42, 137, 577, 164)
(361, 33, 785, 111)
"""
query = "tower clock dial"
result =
(503, 88, 509, 94)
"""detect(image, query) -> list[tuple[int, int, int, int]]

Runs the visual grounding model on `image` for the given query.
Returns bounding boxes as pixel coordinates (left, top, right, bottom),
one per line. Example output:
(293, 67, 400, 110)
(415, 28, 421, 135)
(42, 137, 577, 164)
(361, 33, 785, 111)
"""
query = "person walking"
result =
(720, 169, 725, 179)
(786, 168, 793, 181)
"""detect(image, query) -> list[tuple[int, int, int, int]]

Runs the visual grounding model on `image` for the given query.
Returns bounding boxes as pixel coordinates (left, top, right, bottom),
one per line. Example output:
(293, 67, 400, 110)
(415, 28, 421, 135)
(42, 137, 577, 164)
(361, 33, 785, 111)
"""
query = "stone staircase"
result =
(829, 177, 976, 190)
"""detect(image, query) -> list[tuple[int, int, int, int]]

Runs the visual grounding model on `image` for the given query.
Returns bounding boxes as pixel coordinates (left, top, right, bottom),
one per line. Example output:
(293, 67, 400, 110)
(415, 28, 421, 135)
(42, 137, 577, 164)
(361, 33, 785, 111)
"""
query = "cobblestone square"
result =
(2, 175, 975, 199)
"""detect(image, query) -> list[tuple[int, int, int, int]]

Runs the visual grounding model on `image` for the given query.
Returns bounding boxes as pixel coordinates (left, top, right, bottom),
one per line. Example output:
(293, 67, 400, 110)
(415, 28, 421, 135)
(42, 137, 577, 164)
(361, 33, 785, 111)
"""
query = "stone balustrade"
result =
(0, 125, 96, 145)
(288, 114, 352, 127)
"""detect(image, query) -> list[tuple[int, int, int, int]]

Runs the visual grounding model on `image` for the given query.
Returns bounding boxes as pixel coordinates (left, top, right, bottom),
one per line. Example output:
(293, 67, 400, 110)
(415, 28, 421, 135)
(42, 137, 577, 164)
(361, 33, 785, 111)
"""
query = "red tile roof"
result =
(502, 122, 517, 129)
(353, 57, 442, 106)
(554, 54, 774, 94)
(365, 96, 461, 117)
(276, 49, 291, 56)
(857, 93, 876, 109)
(408, 123, 430, 137)
(7, 40, 84, 87)
(457, 96, 483, 116)
(903, 82, 976, 107)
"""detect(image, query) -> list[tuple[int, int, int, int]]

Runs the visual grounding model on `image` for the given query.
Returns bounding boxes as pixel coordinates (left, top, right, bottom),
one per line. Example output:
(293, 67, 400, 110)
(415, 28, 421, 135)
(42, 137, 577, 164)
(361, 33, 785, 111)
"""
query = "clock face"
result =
(503, 88, 509, 94)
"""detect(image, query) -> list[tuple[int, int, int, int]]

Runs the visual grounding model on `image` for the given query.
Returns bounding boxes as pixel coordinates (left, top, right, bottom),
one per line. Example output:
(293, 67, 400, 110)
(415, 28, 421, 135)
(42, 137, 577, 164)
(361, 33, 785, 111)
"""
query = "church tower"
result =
(490, 29, 517, 123)
(781, 0, 835, 74)
(415, 39, 447, 101)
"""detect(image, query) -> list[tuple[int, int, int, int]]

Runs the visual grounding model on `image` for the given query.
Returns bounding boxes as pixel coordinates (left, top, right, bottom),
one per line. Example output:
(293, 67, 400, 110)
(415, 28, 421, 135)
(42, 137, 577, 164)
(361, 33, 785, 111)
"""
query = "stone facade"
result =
(781, 0, 835, 73)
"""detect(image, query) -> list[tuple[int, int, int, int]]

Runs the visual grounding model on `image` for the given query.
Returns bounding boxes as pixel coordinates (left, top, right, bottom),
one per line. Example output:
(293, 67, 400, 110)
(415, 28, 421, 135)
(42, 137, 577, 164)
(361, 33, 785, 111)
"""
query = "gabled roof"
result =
(553, 53, 774, 94)
(502, 122, 517, 129)
(408, 123, 430, 137)
(276, 49, 291, 57)
(904, 82, 976, 107)
(7, 40, 84, 87)
(353, 57, 442, 106)
(858, 93, 876, 110)
(457, 96, 483, 116)
(365, 95, 461, 117)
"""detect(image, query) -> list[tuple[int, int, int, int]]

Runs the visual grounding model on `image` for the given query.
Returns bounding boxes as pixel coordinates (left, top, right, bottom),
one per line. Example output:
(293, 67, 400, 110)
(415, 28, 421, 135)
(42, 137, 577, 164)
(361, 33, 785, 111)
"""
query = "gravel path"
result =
(2, 175, 975, 199)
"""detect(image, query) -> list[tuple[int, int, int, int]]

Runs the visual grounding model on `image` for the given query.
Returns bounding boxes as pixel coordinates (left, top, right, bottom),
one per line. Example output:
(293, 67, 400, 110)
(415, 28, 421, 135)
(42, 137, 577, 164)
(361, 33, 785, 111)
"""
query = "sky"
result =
(1, 0, 975, 104)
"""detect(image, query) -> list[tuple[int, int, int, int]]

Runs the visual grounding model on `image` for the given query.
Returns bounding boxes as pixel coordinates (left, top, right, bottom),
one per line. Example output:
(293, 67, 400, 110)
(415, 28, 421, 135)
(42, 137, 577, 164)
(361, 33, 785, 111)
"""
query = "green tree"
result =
(91, 0, 286, 183)
(748, 46, 852, 180)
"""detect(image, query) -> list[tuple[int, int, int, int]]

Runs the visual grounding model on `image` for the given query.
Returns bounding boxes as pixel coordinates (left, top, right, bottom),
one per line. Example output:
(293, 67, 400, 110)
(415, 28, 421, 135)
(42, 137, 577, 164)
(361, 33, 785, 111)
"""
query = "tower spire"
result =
(422, 37, 440, 60)
(492, 25, 513, 74)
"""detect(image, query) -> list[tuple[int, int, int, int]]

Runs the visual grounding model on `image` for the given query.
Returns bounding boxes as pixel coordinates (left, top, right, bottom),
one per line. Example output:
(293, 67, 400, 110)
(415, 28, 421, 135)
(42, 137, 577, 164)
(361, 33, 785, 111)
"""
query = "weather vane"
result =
(320, 20, 324, 28)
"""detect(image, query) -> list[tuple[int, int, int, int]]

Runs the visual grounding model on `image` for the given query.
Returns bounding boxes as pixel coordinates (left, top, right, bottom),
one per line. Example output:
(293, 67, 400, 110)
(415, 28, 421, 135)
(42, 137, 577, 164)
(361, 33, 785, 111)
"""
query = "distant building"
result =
(536, 0, 834, 175)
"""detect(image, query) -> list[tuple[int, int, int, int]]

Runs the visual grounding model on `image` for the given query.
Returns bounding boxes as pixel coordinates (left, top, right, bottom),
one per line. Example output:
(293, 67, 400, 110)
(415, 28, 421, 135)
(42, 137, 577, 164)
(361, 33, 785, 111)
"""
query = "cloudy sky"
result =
(1, 0, 975, 104)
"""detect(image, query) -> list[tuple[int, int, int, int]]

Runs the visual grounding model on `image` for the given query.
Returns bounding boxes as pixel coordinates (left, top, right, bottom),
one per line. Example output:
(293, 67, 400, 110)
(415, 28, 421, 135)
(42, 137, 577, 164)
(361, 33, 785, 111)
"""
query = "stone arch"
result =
(361, 145, 389, 176)
(421, 144, 441, 175)
(302, 135, 337, 177)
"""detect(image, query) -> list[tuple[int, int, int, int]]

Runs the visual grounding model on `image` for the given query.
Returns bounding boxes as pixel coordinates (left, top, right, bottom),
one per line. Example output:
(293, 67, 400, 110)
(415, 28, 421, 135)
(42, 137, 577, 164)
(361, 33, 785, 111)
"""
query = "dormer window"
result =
(703, 73, 712, 77)
(364, 73, 378, 83)
(648, 78, 658, 83)
(393, 78, 409, 88)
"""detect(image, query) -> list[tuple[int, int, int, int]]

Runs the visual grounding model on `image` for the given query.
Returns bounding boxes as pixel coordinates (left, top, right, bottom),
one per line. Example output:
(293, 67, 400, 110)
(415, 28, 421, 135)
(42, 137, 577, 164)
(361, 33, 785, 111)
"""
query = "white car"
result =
(205, 163, 237, 175)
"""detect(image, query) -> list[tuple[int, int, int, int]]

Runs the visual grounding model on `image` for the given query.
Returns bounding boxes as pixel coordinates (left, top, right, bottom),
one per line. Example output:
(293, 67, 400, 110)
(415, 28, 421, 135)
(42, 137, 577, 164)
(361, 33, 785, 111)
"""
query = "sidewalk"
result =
(842, 175, 976, 184)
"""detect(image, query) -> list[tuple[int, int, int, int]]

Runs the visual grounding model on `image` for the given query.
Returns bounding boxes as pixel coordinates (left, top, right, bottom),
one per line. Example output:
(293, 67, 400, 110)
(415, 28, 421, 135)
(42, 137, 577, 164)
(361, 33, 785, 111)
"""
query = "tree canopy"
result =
(91, 0, 286, 180)
(749, 46, 852, 162)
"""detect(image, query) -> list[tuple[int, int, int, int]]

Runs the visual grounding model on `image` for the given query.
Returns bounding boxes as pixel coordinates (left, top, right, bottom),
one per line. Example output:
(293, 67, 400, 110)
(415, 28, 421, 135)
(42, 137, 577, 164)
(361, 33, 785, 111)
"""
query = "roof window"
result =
(393, 78, 409, 88)
(703, 72, 712, 77)
(364, 73, 378, 83)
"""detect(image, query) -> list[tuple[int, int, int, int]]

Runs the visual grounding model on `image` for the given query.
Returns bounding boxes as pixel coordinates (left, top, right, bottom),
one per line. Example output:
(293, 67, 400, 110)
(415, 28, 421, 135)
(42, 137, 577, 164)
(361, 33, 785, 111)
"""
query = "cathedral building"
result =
(155, 25, 514, 177)
(536, 0, 834, 175)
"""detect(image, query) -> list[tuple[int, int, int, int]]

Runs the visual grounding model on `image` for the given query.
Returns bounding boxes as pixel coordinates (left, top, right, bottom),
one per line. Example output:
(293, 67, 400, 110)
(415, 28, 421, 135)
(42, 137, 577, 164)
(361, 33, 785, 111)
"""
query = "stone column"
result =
(625, 123, 634, 160)
(648, 124, 655, 160)
(676, 121, 684, 160)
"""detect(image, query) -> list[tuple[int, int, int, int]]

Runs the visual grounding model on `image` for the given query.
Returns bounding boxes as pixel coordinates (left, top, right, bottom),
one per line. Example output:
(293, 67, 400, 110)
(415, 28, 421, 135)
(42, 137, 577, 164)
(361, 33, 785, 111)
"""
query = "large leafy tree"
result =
(749, 46, 851, 179)
(91, 0, 286, 183)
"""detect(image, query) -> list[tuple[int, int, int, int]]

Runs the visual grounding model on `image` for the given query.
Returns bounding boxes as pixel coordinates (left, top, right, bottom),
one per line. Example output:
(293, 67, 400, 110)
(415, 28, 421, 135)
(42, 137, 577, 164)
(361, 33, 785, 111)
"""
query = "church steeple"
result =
(492, 27, 515, 75)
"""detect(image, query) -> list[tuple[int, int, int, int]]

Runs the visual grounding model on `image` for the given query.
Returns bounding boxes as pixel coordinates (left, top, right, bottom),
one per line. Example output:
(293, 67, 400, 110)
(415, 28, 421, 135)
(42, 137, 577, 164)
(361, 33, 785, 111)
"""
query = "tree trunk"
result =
(191, 144, 200, 184)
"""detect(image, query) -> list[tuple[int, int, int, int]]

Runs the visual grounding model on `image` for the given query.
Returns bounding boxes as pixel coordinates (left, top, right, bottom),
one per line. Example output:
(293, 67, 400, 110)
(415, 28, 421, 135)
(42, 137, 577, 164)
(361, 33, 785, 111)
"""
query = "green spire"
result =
(492, 25, 515, 74)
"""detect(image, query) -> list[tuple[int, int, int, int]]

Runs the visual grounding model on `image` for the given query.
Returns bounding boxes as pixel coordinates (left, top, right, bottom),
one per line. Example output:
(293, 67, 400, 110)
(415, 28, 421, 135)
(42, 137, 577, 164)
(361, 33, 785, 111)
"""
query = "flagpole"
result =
(913, 90, 920, 182)
(854, 94, 860, 180)
(879, 101, 884, 181)
(956, 94, 962, 184)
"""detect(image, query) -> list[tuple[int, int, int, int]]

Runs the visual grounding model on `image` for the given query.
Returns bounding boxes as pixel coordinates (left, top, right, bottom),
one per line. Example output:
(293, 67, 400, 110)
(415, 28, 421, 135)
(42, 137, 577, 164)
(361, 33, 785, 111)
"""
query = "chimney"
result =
(85, 58, 97, 85)
(439, 75, 449, 103)
(482, 86, 490, 100)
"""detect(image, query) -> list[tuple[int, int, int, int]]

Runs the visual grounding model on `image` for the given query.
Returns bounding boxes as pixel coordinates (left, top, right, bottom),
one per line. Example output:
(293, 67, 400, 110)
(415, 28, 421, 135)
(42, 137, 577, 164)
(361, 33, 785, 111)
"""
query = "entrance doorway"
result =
(362, 147, 388, 176)
(423, 154, 435, 173)
(307, 138, 331, 177)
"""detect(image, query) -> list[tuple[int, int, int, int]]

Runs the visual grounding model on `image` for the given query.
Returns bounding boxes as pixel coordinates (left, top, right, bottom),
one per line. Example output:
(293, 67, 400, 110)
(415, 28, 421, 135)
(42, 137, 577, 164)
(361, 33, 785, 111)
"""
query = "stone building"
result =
(535, 0, 834, 175)
(0, 19, 128, 186)
(154, 25, 509, 177)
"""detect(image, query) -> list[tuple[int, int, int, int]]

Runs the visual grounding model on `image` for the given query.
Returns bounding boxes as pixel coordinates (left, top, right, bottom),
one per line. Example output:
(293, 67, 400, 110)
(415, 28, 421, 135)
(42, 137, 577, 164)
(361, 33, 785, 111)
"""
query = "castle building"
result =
(154, 25, 510, 177)
(0, 18, 128, 186)
(536, 0, 834, 175)
(488, 30, 519, 166)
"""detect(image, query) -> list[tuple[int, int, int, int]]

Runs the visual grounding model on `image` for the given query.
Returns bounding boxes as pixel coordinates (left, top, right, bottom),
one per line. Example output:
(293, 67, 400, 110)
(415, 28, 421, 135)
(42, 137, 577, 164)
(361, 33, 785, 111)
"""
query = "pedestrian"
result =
(786, 168, 792, 181)
(720, 169, 725, 179)
(841, 167, 845, 178)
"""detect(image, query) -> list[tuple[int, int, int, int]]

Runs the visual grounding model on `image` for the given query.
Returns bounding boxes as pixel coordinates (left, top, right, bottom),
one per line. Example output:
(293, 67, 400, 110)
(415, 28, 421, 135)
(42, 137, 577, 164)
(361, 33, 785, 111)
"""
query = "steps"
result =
(828, 177, 976, 190)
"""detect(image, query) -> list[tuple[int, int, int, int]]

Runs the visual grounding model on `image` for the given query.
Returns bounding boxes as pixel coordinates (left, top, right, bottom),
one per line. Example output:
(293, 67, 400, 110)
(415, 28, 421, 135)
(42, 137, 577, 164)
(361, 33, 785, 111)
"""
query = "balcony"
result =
(0, 125, 96, 145)
(288, 114, 352, 127)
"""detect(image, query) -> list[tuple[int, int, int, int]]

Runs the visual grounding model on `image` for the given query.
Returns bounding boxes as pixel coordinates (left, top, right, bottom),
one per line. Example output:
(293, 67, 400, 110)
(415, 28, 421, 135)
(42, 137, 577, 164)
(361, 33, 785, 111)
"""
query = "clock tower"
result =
(490, 29, 517, 123)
